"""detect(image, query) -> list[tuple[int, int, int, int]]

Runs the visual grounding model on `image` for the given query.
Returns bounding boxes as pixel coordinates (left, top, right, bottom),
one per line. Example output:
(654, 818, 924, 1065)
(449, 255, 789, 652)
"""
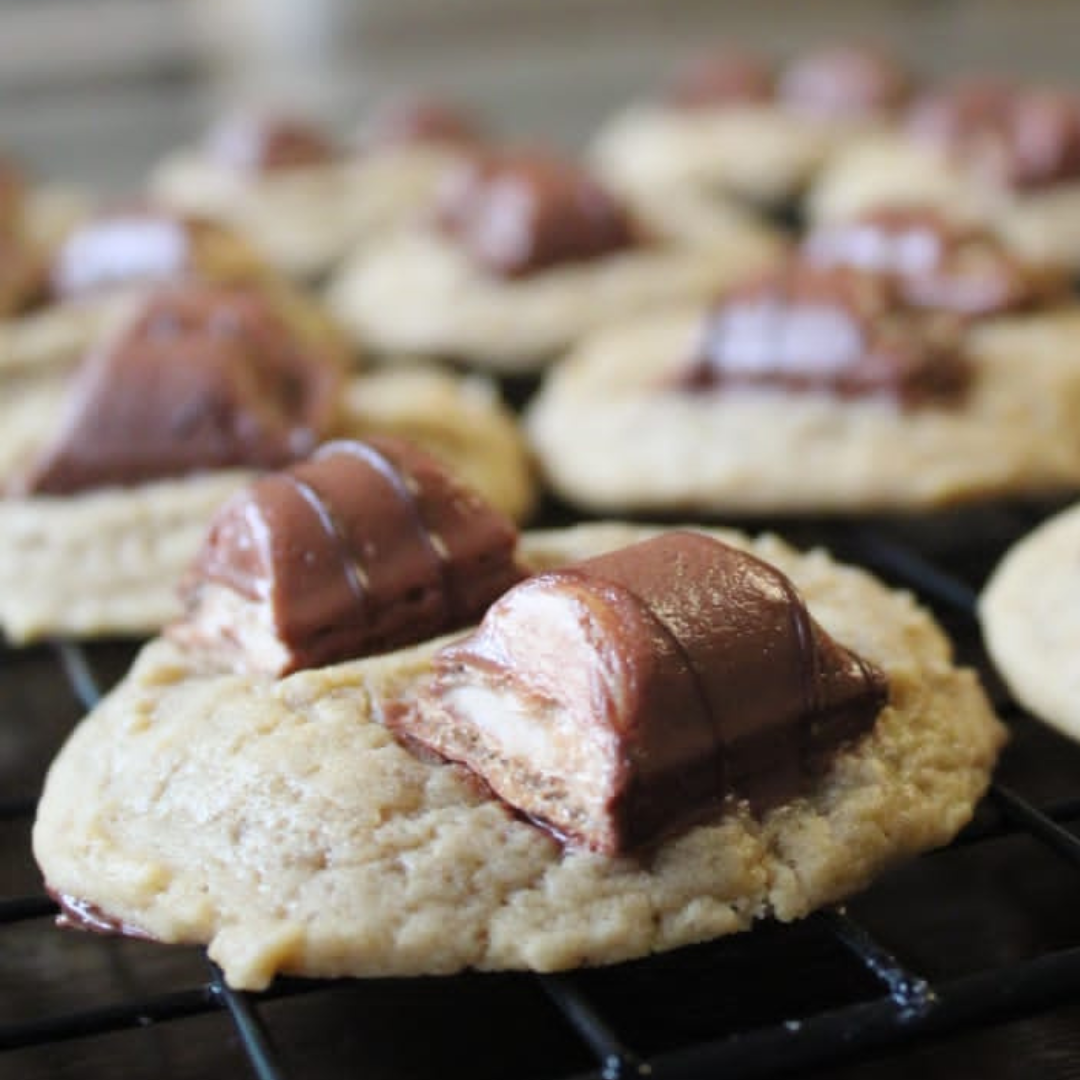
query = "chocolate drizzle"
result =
(172, 436, 525, 675)
(404, 531, 888, 855)
(435, 150, 639, 277)
(679, 262, 970, 406)
(906, 79, 1080, 191)
(16, 283, 343, 495)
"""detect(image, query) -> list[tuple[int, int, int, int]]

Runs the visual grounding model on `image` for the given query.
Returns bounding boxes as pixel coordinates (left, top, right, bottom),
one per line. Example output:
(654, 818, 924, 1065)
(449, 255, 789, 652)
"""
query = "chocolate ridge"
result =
(312, 438, 451, 614)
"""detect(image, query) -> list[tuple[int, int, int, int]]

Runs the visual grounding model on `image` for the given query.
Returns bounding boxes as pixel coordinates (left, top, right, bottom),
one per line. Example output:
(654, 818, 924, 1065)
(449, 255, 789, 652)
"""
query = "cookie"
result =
(593, 43, 912, 209)
(33, 519, 1004, 989)
(809, 79, 1080, 270)
(0, 205, 276, 379)
(327, 148, 782, 373)
(0, 285, 533, 643)
(152, 103, 481, 281)
(527, 216, 1080, 515)
(980, 502, 1080, 739)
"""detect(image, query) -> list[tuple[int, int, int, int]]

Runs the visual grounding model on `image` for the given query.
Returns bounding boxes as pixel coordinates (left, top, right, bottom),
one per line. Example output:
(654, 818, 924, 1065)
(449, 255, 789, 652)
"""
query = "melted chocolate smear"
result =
(50, 888, 155, 940)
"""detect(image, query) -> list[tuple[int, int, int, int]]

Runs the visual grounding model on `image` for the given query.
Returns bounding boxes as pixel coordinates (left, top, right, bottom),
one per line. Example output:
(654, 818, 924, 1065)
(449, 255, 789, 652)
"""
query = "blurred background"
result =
(2, 0, 1080, 190)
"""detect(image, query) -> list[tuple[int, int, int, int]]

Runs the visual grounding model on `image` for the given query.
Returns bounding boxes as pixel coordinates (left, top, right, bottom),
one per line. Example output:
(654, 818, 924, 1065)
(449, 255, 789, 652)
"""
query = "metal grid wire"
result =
(2, 520, 1080, 1080)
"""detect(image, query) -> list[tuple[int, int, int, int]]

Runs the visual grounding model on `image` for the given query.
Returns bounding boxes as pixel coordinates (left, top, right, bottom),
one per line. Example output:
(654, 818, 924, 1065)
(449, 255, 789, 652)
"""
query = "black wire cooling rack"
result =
(3, 510, 1080, 1080)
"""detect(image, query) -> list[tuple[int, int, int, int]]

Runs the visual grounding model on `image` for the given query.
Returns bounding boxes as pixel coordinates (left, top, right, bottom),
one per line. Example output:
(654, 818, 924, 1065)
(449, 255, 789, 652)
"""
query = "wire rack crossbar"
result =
(3, 524, 1080, 1079)
(557, 943, 1080, 1080)
(538, 973, 649, 1080)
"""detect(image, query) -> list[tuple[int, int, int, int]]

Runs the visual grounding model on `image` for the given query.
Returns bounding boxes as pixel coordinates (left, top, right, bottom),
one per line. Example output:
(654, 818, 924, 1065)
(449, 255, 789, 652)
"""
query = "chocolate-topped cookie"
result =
(810, 77, 1080, 271)
(203, 113, 340, 175)
(16, 284, 344, 496)
(50, 207, 268, 302)
(680, 262, 968, 405)
(33, 521, 1003, 988)
(357, 95, 485, 151)
(434, 150, 640, 278)
(152, 98, 483, 280)
(0, 278, 535, 643)
(594, 41, 914, 210)
(327, 146, 782, 373)
(527, 235, 1080, 514)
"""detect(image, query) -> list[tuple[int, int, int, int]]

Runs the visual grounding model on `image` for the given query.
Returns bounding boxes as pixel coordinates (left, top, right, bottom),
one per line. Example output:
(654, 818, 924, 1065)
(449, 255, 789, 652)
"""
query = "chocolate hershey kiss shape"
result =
(204, 113, 339, 173)
(680, 262, 970, 405)
(801, 208, 1063, 317)
(399, 531, 888, 856)
(18, 284, 343, 495)
(171, 436, 526, 676)
(435, 150, 639, 277)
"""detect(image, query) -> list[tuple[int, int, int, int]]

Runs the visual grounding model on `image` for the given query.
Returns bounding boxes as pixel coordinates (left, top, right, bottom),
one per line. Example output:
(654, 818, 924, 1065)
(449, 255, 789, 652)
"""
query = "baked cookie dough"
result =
(526, 305, 1080, 515)
(593, 43, 912, 209)
(809, 80, 1080, 269)
(327, 151, 782, 373)
(33, 521, 1004, 989)
(980, 502, 1080, 740)
(152, 104, 481, 281)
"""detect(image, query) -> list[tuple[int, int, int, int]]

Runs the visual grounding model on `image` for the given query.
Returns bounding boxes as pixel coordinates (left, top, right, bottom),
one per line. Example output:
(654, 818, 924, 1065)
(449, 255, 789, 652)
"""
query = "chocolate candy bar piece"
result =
(171, 436, 525, 676)
(679, 262, 969, 405)
(435, 150, 639, 277)
(50, 208, 262, 300)
(358, 95, 485, 150)
(18, 283, 343, 494)
(907, 79, 1080, 191)
(204, 113, 339, 173)
(402, 531, 887, 855)
(801, 208, 1065, 316)
(666, 48, 776, 109)
(778, 43, 911, 120)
